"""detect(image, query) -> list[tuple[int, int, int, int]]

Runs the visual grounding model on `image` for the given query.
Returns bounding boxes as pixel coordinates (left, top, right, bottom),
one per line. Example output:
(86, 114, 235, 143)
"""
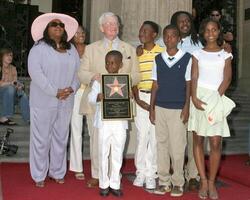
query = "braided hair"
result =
(170, 11, 199, 45)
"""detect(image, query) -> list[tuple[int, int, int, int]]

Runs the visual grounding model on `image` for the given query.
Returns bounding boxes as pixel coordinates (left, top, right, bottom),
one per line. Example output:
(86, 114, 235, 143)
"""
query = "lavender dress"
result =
(28, 41, 80, 182)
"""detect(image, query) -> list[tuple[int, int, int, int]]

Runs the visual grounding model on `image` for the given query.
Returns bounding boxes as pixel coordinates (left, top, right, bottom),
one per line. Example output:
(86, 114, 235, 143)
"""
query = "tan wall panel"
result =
(90, 0, 110, 42)
(238, 0, 250, 94)
(90, 0, 192, 43)
(242, 0, 250, 73)
(120, 0, 192, 44)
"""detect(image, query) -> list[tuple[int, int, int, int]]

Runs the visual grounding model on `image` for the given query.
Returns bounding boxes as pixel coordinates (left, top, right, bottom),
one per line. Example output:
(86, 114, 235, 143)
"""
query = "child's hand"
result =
(92, 73, 101, 82)
(222, 42, 232, 53)
(137, 99, 150, 111)
(97, 93, 103, 102)
(129, 91, 134, 99)
(149, 109, 155, 125)
(192, 97, 206, 110)
(136, 45, 143, 56)
(180, 107, 189, 124)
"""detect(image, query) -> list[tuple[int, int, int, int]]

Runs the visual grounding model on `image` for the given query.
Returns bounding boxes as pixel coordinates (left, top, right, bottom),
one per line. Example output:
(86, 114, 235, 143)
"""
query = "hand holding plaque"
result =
(101, 74, 132, 120)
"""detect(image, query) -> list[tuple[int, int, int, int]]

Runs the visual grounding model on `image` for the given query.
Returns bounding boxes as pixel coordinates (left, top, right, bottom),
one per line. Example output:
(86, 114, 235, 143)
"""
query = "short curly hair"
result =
(105, 50, 123, 62)
(143, 21, 159, 35)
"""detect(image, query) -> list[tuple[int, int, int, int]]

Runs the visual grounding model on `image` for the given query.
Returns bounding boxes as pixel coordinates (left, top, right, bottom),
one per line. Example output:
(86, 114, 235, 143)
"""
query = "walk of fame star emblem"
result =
(101, 74, 132, 120)
(106, 77, 126, 97)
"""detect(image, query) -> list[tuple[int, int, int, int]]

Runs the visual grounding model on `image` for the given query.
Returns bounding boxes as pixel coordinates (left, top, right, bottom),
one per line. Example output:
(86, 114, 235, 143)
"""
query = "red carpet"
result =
(218, 154, 250, 187)
(1, 156, 250, 200)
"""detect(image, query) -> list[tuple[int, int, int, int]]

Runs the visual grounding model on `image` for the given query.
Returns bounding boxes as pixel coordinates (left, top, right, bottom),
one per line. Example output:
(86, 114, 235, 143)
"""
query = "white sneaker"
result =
(145, 177, 156, 189)
(133, 175, 145, 187)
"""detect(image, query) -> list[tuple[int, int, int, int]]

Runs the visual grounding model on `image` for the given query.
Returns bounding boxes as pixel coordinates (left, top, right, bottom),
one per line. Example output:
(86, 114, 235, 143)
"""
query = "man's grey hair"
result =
(98, 12, 119, 26)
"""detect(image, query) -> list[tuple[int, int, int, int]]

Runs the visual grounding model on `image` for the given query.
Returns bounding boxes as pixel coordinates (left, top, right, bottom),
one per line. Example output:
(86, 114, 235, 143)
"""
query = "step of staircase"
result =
(1, 87, 250, 162)
(0, 115, 90, 162)
(223, 87, 250, 154)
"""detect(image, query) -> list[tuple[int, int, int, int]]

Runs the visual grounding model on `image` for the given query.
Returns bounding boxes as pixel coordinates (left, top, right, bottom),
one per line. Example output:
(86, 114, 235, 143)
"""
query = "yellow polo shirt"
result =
(137, 44, 164, 91)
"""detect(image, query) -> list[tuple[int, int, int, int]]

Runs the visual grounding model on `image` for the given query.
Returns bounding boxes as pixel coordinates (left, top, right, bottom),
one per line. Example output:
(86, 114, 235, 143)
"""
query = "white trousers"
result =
(134, 91, 157, 178)
(98, 122, 127, 189)
(69, 88, 84, 173)
(87, 113, 99, 179)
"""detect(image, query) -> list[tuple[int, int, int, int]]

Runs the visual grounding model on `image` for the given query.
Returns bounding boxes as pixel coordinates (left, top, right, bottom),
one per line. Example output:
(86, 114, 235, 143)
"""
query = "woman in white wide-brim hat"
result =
(28, 13, 79, 187)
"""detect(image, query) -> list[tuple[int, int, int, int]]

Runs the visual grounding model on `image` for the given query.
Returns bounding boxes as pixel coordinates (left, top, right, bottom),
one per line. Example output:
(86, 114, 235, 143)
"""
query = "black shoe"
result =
(188, 178, 199, 191)
(100, 188, 109, 197)
(110, 188, 123, 197)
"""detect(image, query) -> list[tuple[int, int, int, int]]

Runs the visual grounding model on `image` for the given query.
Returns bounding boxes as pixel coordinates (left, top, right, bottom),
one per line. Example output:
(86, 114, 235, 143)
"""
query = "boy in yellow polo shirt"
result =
(132, 21, 164, 190)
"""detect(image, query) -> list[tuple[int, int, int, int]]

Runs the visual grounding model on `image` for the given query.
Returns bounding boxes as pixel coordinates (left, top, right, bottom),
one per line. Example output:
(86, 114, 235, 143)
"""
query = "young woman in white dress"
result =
(189, 18, 235, 200)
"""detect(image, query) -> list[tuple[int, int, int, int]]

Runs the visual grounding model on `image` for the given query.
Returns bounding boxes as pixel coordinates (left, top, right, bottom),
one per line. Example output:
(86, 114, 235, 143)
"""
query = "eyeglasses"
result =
(211, 14, 220, 17)
(103, 22, 118, 27)
(48, 22, 65, 28)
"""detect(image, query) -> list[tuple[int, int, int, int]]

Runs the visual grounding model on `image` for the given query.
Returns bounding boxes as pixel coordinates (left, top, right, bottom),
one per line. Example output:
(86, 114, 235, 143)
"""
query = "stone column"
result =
(238, 0, 250, 94)
(120, 0, 192, 45)
(89, 0, 192, 43)
(89, 0, 110, 42)
(237, 0, 244, 79)
(89, 0, 123, 42)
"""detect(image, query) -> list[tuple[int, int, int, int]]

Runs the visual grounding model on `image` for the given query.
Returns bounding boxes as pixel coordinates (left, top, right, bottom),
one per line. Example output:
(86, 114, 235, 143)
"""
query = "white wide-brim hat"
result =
(31, 13, 78, 42)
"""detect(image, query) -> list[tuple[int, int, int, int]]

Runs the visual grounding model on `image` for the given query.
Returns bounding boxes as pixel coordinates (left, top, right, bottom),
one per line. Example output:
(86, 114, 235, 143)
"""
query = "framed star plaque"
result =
(101, 74, 132, 120)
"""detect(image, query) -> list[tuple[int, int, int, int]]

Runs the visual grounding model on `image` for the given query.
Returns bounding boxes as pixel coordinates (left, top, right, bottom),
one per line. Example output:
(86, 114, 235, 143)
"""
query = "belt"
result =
(140, 90, 151, 94)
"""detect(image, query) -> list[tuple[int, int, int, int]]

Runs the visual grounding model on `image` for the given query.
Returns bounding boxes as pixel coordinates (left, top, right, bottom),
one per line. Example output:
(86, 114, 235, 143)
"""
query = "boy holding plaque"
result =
(88, 50, 128, 197)
(149, 25, 191, 197)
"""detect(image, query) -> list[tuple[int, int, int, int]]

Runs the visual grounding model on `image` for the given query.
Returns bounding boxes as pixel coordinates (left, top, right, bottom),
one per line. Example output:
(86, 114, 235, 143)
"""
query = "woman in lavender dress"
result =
(28, 13, 79, 187)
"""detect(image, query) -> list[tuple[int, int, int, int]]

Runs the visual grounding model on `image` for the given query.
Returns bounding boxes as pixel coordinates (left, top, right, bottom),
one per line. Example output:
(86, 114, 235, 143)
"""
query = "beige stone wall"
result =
(120, 0, 192, 45)
(90, 0, 192, 44)
(238, 0, 250, 94)
(89, 0, 110, 42)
